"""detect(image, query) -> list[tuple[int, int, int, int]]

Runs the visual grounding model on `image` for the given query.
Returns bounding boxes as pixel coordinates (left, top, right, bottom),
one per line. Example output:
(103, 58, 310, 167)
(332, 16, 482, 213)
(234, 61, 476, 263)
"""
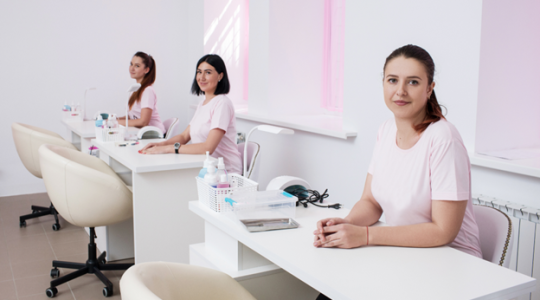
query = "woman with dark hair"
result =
(313, 45, 481, 265)
(140, 54, 242, 174)
(118, 51, 165, 134)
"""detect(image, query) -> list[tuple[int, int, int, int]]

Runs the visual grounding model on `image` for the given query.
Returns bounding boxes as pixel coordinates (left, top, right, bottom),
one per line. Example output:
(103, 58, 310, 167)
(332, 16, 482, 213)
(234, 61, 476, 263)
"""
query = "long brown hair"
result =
(383, 45, 445, 133)
(129, 52, 156, 110)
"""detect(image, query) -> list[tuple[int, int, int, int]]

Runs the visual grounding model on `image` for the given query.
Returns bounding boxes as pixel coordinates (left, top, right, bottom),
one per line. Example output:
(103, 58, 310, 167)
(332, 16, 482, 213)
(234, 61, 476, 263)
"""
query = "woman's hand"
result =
(139, 142, 160, 153)
(313, 218, 348, 244)
(139, 144, 173, 155)
(314, 223, 368, 249)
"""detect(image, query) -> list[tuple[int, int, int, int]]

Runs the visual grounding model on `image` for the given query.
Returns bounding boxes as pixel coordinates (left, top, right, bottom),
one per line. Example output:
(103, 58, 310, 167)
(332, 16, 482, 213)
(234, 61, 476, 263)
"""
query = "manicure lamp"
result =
(125, 83, 141, 138)
(243, 125, 294, 177)
(83, 87, 97, 121)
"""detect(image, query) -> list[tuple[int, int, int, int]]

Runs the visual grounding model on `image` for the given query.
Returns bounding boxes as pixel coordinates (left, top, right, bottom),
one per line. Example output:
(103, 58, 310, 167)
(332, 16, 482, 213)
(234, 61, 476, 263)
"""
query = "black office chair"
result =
(11, 123, 78, 230)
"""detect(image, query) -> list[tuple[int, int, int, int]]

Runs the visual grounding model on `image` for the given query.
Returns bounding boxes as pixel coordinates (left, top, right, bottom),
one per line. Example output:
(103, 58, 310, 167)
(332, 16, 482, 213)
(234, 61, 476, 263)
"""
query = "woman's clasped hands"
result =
(313, 218, 368, 249)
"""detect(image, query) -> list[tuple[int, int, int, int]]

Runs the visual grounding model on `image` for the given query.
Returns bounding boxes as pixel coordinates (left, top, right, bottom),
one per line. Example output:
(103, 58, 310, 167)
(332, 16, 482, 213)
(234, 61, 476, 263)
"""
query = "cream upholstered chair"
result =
(11, 122, 77, 230)
(39, 144, 133, 298)
(120, 262, 255, 300)
(237, 142, 260, 180)
(473, 205, 514, 268)
(163, 117, 179, 140)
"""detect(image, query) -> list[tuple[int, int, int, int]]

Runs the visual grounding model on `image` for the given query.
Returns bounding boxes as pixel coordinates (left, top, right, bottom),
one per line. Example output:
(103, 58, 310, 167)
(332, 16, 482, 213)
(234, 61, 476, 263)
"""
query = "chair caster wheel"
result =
(52, 223, 61, 231)
(50, 268, 60, 278)
(19, 221, 26, 228)
(46, 287, 58, 298)
(103, 286, 113, 297)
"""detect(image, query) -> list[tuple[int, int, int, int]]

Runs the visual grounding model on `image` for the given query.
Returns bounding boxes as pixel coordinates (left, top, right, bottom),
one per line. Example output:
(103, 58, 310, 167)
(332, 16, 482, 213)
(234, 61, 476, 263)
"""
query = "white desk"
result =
(93, 139, 207, 264)
(61, 120, 96, 152)
(189, 201, 536, 300)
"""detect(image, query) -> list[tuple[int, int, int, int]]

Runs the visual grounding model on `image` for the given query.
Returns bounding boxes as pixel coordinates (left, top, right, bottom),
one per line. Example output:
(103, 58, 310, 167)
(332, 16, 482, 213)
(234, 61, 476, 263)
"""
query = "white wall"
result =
(240, 0, 483, 209)
(0, 0, 203, 196)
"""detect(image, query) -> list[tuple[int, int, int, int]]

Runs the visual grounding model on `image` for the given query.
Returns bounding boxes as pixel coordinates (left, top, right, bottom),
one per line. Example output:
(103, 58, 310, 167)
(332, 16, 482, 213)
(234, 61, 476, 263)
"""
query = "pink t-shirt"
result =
(128, 85, 166, 134)
(189, 95, 242, 175)
(368, 118, 482, 258)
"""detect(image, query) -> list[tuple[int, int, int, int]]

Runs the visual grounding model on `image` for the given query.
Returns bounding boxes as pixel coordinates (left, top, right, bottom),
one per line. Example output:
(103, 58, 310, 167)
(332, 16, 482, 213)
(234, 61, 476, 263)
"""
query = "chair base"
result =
(46, 228, 133, 298)
(19, 202, 60, 231)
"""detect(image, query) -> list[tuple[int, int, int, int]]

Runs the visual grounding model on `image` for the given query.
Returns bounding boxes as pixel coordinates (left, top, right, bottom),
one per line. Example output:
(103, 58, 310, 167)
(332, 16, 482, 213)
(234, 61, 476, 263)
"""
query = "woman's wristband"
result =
(366, 226, 369, 246)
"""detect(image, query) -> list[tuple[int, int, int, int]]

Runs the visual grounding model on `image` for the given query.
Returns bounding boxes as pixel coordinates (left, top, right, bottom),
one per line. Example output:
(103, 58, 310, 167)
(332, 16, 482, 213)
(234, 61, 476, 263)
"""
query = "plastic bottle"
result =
(217, 174, 230, 188)
(95, 115, 103, 127)
(108, 114, 118, 129)
(70, 102, 75, 112)
(62, 101, 70, 111)
(198, 151, 214, 178)
(75, 103, 81, 112)
(204, 165, 218, 188)
(216, 157, 228, 181)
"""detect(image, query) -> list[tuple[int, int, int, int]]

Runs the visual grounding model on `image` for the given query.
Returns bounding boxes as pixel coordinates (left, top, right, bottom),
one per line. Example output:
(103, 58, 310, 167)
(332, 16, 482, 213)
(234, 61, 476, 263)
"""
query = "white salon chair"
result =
(39, 144, 133, 298)
(163, 117, 179, 139)
(120, 262, 255, 300)
(11, 122, 78, 230)
(473, 205, 514, 267)
(237, 142, 260, 180)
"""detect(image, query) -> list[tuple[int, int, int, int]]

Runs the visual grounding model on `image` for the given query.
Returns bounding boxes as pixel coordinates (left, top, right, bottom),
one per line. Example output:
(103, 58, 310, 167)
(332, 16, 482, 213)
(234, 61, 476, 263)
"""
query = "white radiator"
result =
(474, 195, 540, 300)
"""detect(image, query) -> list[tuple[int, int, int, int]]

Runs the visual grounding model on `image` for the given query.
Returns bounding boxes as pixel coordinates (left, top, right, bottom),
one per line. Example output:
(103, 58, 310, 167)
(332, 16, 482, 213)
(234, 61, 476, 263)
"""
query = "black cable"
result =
(285, 187, 341, 209)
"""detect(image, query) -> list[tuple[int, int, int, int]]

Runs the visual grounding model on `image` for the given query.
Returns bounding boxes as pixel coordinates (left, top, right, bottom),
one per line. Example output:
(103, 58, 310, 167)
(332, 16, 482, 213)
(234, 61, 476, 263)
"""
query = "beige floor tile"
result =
(2, 222, 47, 240)
(51, 240, 88, 259)
(11, 259, 54, 280)
(5, 234, 49, 252)
(15, 274, 70, 298)
(0, 280, 18, 300)
(7, 243, 55, 265)
(68, 272, 122, 300)
(0, 263, 14, 283)
(19, 290, 75, 300)
(0, 246, 10, 266)
(46, 230, 88, 246)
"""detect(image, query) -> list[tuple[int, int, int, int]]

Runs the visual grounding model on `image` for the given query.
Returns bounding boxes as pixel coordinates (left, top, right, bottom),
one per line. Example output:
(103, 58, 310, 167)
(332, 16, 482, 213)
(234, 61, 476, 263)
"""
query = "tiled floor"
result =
(0, 193, 133, 300)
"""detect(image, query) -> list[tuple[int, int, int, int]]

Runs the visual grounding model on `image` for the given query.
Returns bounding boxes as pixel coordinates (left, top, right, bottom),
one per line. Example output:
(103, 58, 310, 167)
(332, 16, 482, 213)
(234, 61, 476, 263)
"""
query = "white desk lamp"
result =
(83, 87, 97, 121)
(243, 125, 294, 177)
(126, 83, 141, 139)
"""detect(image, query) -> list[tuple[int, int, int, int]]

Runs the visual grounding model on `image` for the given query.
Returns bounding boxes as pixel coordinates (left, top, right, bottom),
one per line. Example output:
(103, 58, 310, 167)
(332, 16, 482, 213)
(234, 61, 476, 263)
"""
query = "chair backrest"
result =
(39, 144, 132, 228)
(163, 118, 179, 140)
(237, 142, 260, 180)
(120, 262, 255, 300)
(11, 122, 77, 178)
(473, 205, 514, 267)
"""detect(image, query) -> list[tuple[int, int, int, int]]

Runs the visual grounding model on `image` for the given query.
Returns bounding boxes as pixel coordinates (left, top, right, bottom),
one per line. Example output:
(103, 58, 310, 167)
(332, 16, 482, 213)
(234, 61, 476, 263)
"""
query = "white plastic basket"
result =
(196, 173, 258, 212)
(95, 127, 125, 142)
(62, 110, 84, 121)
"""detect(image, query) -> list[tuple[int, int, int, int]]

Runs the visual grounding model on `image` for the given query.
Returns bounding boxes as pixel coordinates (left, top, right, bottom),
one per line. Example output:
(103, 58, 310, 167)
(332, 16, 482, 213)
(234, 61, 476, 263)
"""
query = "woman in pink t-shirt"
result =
(313, 45, 482, 260)
(140, 54, 242, 174)
(118, 52, 165, 134)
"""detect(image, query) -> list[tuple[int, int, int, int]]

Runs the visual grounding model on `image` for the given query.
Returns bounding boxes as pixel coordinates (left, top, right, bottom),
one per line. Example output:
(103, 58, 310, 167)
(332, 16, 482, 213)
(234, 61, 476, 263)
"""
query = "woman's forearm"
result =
(118, 118, 149, 128)
(369, 222, 456, 248)
(178, 142, 215, 155)
(345, 198, 383, 227)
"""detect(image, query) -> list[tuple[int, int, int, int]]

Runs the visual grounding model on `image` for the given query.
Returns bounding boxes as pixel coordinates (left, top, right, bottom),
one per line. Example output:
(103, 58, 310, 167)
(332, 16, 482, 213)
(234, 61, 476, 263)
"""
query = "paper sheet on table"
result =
(478, 148, 540, 160)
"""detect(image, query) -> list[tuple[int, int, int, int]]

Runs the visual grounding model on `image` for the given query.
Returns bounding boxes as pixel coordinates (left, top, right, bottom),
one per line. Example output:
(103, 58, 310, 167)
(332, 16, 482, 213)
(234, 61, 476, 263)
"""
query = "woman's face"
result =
(383, 56, 434, 122)
(196, 62, 223, 95)
(129, 56, 149, 83)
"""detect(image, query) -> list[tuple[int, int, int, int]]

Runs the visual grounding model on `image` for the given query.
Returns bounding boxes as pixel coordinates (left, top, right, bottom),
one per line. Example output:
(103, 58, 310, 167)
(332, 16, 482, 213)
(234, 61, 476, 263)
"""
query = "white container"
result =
(95, 127, 125, 142)
(196, 173, 258, 212)
(62, 110, 84, 121)
(224, 190, 297, 221)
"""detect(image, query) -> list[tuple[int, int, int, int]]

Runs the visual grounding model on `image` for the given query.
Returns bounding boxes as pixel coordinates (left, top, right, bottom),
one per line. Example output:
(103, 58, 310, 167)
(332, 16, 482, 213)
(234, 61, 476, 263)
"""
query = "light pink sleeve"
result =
(140, 87, 157, 110)
(210, 98, 234, 133)
(430, 135, 470, 201)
